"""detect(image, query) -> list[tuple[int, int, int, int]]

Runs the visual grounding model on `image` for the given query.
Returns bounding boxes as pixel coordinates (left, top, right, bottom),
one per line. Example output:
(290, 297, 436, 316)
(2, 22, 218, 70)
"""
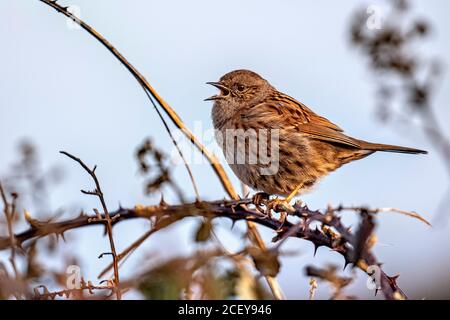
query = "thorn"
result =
(17, 244, 26, 255)
(343, 256, 352, 269)
(159, 194, 167, 206)
(388, 274, 400, 286)
(271, 234, 281, 242)
(24, 210, 32, 222)
(313, 244, 320, 256)
(342, 256, 352, 270)
(93, 208, 102, 220)
(24, 210, 40, 228)
(391, 274, 400, 280)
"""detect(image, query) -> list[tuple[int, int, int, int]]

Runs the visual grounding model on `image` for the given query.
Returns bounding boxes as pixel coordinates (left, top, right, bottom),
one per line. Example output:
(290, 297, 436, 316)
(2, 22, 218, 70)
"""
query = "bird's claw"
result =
(252, 193, 296, 227)
(266, 198, 296, 214)
(252, 192, 270, 206)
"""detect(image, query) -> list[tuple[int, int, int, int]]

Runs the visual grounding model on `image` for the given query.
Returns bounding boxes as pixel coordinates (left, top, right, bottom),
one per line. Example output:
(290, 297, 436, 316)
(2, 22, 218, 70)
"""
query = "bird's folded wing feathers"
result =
(246, 96, 360, 148)
(295, 123, 361, 148)
(273, 93, 344, 132)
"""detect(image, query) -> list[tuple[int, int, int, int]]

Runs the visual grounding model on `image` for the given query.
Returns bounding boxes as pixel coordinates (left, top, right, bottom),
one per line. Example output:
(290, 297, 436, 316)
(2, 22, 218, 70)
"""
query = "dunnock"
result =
(206, 70, 426, 203)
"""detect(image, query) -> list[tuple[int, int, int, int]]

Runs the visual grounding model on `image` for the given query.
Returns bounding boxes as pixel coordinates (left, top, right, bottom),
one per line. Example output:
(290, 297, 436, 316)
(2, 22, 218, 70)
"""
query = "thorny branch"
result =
(59, 151, 122, 300)
(0, 195, 429, 299)
(38, 0, 283, 299)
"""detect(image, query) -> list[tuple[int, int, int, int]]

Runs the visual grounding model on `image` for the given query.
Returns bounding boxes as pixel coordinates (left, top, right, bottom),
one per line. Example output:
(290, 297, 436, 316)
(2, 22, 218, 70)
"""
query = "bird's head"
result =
(205, 69, 273, 109)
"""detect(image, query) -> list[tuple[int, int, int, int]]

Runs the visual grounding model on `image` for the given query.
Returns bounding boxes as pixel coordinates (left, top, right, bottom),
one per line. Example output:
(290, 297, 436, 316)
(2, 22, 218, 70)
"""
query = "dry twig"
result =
(59, 151, 122, 300)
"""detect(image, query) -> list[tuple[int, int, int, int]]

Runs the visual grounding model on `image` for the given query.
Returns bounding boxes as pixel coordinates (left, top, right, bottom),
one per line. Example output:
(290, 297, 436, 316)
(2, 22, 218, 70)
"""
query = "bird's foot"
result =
(252, 193, 297, 225)
(266, 197, 296, 214)
(252, 192, 270, 206)
(252, 192, 271, 216)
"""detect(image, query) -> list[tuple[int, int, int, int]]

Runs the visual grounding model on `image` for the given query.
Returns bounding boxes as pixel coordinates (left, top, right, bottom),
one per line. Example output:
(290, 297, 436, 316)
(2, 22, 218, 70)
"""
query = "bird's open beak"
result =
(204, 82, 230, 101)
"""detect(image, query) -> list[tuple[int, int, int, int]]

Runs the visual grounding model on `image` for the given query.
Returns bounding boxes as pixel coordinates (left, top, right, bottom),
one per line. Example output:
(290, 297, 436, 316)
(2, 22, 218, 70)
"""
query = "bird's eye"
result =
(237, 84, 245, 92)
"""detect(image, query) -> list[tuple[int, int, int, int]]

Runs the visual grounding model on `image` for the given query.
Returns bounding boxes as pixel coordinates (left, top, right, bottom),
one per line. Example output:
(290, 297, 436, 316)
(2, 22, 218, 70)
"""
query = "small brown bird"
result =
(206, 70, 426, 203)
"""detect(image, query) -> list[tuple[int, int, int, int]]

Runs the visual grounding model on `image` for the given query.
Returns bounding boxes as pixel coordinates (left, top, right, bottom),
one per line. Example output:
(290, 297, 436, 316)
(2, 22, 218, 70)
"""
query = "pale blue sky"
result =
(1, 0, 449, 299)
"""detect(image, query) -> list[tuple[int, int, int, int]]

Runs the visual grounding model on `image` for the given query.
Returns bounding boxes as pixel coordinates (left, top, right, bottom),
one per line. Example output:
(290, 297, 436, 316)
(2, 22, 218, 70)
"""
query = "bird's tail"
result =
(358, 140, 428, 154)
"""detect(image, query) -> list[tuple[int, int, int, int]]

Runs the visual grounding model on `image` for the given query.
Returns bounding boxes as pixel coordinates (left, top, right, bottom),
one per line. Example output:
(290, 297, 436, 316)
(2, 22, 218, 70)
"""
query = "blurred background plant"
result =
(349, 0, 450, 224)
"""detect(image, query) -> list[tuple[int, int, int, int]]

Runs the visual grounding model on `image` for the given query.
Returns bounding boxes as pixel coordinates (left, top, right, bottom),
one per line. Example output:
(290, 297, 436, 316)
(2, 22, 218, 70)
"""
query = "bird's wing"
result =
(244, 92, 362, 149)
(271, 92, 344, 132)
(294, 123, 361, 148)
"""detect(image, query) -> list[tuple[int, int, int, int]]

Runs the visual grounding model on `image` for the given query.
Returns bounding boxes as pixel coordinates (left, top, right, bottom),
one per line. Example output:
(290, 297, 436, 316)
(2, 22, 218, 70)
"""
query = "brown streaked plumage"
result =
(206, 69, 427, 197)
